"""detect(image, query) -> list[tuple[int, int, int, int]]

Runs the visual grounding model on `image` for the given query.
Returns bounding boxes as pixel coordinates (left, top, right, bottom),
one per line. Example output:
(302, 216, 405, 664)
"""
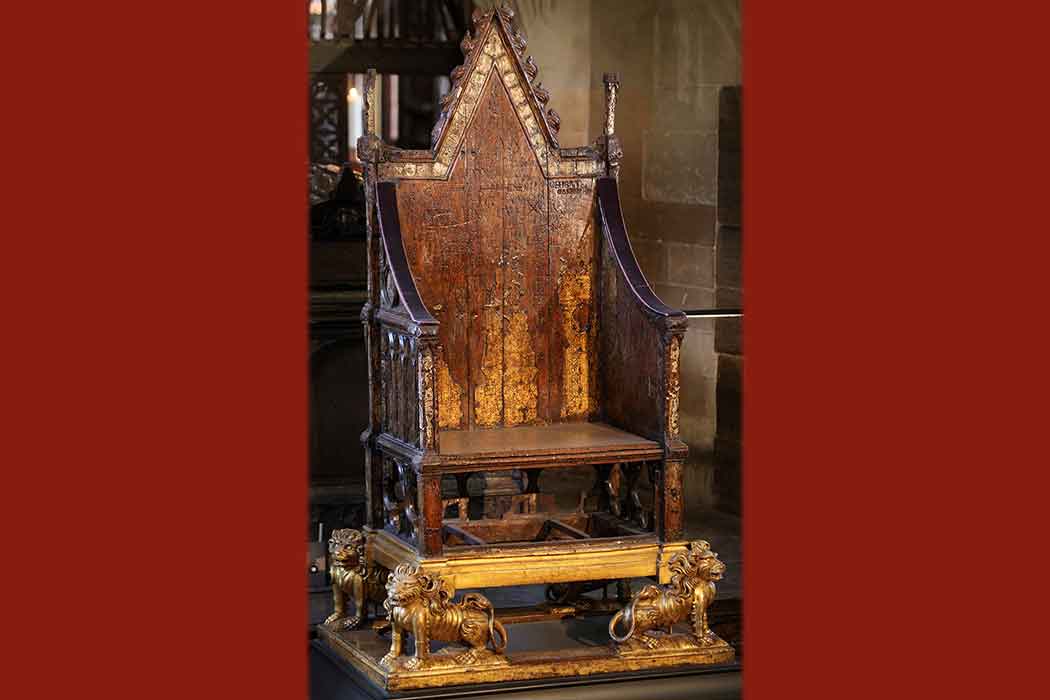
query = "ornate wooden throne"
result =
(318, 5, 733, 690)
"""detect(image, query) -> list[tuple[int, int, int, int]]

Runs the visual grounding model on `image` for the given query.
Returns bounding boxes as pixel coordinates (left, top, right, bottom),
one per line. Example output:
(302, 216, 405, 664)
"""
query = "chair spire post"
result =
(603, 72, 623, 179)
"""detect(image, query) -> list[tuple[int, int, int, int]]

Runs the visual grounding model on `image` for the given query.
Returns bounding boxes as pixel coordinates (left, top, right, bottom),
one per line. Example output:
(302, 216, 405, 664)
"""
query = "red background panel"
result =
(746, 1, 1049, 697)
(4, 2, 308, 698)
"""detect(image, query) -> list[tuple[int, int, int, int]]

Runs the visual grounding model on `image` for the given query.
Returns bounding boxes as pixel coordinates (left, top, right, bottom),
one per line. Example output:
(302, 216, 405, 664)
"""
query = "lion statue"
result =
(380, 563, 508, 670)
(323, 529, 387, 630)
(608, 540, 725, 648)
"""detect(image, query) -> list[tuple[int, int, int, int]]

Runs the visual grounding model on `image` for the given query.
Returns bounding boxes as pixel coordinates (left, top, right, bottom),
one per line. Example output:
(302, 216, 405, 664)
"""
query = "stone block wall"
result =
(587, 0, 742, 511)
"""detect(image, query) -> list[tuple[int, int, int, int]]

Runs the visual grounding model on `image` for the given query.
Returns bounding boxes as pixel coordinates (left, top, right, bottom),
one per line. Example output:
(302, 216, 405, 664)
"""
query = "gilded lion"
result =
(323, 529, 387, 630)
(609, 540, 725, 648)
(380, 564, 508, 670)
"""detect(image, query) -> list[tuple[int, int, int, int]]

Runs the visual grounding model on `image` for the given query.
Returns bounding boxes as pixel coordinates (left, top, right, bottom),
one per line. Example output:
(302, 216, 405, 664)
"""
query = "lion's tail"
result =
(463, 593, 507, 654)
(491, 619, 508, 654)
(608, 599, 638, 643)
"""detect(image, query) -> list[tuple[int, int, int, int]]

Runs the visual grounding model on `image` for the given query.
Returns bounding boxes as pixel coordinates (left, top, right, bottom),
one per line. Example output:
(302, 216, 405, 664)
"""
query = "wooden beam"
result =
(443, 523, 486, 546)
(613, 520, 648, 536)
(310, 41, 462, 76)
(593, 512, 649, 537)
(546, 519, 591, 540)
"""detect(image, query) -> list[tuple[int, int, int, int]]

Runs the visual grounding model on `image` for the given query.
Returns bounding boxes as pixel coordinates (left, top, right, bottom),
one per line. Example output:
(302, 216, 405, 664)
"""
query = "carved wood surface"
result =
(379, 328, 420, 447)
(394, 52, 597, 432)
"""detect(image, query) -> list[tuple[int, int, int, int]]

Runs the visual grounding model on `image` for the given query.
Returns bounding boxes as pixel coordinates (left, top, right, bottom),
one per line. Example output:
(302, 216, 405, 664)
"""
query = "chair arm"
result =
(375, 181, 438, 330)
(374, 181, 440, 451)
(596, 177, 687, 450)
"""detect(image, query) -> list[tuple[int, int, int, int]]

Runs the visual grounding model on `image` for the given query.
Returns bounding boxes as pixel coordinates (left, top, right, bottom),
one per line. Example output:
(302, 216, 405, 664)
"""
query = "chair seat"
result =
(435, 421, 663, 470)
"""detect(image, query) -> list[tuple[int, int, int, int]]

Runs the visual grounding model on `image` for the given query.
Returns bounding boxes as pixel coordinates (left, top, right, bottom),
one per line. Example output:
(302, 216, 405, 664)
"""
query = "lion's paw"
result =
(379, 653, 398, 669)
(340, 615, 363, 630)
(453, 650, 478, 666)
(323, 613, 342, 626)
(403, 656, 427, 671)
(697, 631, 718, 646)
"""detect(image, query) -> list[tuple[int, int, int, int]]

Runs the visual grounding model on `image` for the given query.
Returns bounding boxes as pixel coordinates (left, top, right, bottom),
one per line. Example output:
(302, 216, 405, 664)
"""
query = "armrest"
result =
(375, 181, 439, 331)
(373, 181, 440, 452)
(596, 177, 687, 326)
(596, 177, 687, 450)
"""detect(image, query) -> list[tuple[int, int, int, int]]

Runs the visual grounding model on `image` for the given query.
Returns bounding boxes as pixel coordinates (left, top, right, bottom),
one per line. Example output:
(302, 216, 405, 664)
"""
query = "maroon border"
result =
(745, 1, 1045, 697)
(7, 2, 308, 697)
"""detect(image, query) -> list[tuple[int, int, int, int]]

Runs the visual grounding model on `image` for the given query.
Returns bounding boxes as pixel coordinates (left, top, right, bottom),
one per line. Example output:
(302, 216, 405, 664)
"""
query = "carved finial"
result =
(524, 56, 539, 82)
(471, 7, 490, 28)
(358, 68, 381, 162)
(460, 30, 474, 56)
(497, 2, 515, 23)
(603, 72, 622, 178)
(546, 108, 561, 134)
(603, 72, 620, 137)
(533, 82, 550, 105)
(364, 69, 378, 137)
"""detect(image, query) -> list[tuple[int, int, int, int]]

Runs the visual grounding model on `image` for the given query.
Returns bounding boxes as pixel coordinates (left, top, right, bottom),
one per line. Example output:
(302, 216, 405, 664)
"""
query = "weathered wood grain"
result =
(396, 67, 569, 430)
(549, 178, 598, 421)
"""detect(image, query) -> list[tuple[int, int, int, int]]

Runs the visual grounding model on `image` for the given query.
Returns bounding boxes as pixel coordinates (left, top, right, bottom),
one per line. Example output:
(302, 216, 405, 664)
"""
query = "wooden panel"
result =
(397, 67, 580, 431)
(395, 150, 470, 431)
(595, 178, 689, 441)
(598, 231, 663, 439)
(466, 71, 506, 428)
(501, 71, 549, 426)
(549, 178, 598, 421)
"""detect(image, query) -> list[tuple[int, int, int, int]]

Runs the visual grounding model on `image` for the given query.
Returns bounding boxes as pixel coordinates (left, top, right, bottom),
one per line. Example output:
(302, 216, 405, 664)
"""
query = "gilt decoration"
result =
(380, 564, 509, 671)
(608, 540, 730, 653)
(324, 528, 390, 630)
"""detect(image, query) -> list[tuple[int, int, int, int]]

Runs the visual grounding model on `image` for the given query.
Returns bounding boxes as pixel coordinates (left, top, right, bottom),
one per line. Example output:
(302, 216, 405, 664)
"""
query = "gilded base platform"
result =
(367, 527, 689, 589)
(316, 614, 735, 692)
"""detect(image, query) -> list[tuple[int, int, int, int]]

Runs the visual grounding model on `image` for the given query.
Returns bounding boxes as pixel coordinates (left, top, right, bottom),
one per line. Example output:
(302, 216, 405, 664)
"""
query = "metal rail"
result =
(683, 309, 742, 318)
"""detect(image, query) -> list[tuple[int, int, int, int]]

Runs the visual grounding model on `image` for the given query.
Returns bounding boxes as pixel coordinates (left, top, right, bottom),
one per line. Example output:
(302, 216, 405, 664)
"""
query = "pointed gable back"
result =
(378, 4, 604, 181)
(373, 4, 606, 431)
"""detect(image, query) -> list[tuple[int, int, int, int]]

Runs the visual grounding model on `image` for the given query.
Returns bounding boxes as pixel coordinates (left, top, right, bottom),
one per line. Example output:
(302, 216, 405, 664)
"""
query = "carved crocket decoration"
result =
(608, 540, 726, 649)
(380, 564, 508, 670)
(323, 529, 388, 630)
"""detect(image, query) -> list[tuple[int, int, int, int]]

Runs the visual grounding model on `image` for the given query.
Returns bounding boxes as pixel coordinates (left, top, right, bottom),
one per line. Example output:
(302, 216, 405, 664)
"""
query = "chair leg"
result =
(660, 458, 685, 541)
(417, 472, 444, 557)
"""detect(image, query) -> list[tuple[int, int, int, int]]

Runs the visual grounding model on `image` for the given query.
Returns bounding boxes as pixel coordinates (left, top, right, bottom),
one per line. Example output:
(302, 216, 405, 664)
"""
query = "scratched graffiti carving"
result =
(377, 8, 606, 431)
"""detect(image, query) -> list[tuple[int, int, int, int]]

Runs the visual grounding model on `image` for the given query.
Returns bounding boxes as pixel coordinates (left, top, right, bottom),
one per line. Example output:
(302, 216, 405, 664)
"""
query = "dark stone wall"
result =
(714, 86, 742, 515)
(309, 204, 370, 537)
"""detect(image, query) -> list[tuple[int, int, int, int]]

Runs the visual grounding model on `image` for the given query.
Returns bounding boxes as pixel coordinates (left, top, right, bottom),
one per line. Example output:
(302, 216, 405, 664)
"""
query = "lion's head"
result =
(668, 540, 726, 587)
(385, 564, 453, 614)
(695, 552, 726, 582)
(328, 528, 365, 567)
